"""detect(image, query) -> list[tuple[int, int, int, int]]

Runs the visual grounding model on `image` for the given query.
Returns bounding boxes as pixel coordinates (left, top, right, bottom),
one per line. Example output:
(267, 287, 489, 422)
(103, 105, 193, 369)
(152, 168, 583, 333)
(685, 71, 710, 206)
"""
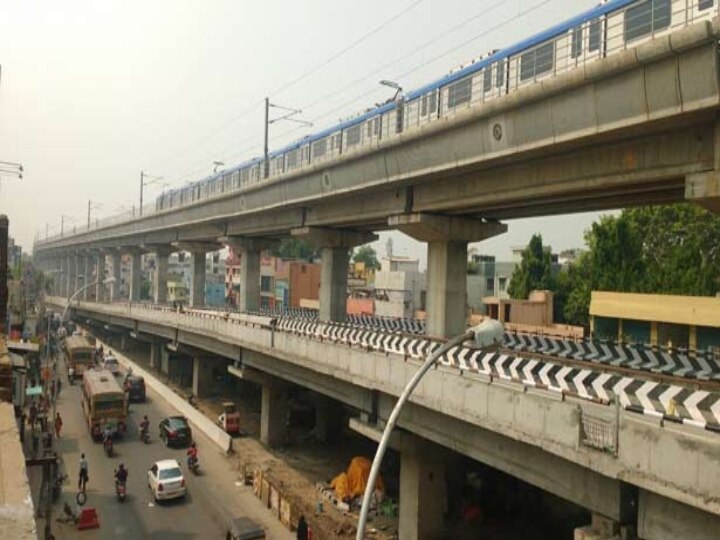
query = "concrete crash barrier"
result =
(102, 342, 232, 453)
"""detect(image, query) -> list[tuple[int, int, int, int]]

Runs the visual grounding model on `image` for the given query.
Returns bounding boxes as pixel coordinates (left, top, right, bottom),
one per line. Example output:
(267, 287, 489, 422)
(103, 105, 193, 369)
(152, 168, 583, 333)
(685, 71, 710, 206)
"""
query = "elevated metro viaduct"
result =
(47, 295, 720, 540)
(35, 18, 720, 342)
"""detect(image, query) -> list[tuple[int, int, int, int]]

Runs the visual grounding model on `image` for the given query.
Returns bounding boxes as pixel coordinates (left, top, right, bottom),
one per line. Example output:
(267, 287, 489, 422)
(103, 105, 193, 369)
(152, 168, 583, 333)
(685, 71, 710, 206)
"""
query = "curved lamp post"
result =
(61, 276, 116, 321)
(356, 319, 505, 539)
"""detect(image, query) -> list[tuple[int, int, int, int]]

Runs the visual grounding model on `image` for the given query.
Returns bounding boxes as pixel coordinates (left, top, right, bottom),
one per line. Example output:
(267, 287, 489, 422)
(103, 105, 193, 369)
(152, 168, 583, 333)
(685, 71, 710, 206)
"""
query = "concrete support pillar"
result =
(94, 254, 104, 301)
(312, 394, 342, 443)
(574, 514, 620, 540)
(426, 240, 468, 338)
(190, 251, 206, 307)
(120, 334, 127, 351)
(128, 251, 142, 302)
(239, 246, 261, 312)
(389, 213, 507, 338)
(110, 252, 121, 301)
(66, 255, 76, 298)
(320, 247, 349, 322)
(75, 254, 85, 294)
(82, 256, 91, 300)
(290, 227, 377, 323)
(160, 347, 169, 375)
(153, 247, 171, 304)
(638, 489, 720, 540)
(149, 342, 161, 370)
(192, 357, 214, 398)
(260, 379, 288, 447)
(399, 440, 447, 540)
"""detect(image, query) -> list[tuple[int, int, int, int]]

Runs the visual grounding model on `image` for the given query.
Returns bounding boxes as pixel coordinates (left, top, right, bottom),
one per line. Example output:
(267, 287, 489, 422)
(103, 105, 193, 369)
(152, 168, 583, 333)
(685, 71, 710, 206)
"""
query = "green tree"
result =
(270, 239, 317, 261)
(352, 245, 380, 270)
(507, 234, 555, 299)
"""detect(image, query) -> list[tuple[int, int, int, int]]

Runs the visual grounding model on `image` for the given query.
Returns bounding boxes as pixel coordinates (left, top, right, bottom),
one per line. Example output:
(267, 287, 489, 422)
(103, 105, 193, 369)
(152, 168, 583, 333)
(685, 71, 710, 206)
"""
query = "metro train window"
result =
(699, 0, 713, 9)
(625, 0, 671, 42)
(483, 68, 492, 93)
(495, 61, 504, 88)
(373, 118, 379, 135)
(421, 95, 428, 117)
(313, 139, 327, 158)
(520, 42, 554, 81)
(447, 77, 471, 108)
(346, 125, 361, 146)
(588, 19, 601, 52)
(571, 26, 583, 59)
(366, 122, 372, 138)
(287, 150, 298, 167)
(429, 91, 437, 113)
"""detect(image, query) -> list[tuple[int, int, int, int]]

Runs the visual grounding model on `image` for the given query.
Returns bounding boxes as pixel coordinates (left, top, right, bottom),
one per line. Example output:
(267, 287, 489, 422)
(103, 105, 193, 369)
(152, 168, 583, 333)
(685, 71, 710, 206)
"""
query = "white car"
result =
(148, 459, 186, 502)
(103, 356, 119, 375)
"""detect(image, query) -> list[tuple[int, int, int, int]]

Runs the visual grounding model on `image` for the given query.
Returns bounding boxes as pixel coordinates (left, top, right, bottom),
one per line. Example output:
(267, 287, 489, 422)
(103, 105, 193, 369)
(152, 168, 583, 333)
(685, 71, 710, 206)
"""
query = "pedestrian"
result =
(56, 378, 62, 398)
(78, 453, 89, 492)
(19, 411, 26, 444)
(54, 412, 63, 438)
(296, 515, 308, 540)
(28, 401, 37, 429)
(31, 431, 39, 458)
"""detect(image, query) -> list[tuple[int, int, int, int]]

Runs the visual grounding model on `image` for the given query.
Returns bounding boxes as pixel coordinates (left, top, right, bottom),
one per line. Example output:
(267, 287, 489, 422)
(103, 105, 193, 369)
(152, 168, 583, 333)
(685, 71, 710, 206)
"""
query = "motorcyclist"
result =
(114, 463, 128, 486)
(103, 425, 113, 452)
(139, 415, 149, 440)
(186, 442, 198, 468)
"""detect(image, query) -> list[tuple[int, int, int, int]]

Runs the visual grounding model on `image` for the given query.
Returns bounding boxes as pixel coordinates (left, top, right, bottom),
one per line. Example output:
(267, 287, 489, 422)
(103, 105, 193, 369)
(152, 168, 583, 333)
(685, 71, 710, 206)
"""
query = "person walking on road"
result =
(78, 453, 89, 492)
(28, 401, 37, 429)
(54, 412, 63, 438)
(296, 515, 308, 540)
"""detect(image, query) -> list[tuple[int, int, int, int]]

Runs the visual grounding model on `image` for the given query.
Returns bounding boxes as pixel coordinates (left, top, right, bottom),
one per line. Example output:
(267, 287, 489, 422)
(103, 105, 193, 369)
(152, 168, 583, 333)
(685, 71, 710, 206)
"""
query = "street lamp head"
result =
(379, 80, 402, 91)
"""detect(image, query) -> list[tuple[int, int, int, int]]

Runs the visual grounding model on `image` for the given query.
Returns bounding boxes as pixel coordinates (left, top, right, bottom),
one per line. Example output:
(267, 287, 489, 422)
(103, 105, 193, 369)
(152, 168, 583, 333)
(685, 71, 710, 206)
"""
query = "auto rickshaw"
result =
(218, 402, 240, 435)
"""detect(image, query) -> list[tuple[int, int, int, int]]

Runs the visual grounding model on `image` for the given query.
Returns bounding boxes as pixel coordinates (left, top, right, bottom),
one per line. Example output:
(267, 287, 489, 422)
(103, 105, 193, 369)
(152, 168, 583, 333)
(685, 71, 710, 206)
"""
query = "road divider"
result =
(100, 341, 233, 453)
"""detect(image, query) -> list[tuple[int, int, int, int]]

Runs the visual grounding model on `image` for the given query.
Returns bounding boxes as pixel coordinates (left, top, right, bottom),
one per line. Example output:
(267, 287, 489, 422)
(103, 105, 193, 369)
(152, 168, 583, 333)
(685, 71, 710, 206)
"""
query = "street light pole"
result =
(139, 171, 163, 216)
(355, 320, 505, 540)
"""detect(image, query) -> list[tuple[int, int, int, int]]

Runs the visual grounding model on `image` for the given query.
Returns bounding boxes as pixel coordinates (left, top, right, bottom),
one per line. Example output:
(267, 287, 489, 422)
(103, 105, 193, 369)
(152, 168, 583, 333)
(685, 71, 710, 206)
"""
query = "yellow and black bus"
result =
(81, 369, 127, 440)
(64, 335, 95, 380)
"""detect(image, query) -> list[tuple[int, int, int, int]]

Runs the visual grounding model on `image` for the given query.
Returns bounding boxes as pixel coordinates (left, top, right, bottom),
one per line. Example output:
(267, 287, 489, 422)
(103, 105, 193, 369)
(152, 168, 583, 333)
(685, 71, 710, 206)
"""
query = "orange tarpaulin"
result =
(331, 456, 384, 501)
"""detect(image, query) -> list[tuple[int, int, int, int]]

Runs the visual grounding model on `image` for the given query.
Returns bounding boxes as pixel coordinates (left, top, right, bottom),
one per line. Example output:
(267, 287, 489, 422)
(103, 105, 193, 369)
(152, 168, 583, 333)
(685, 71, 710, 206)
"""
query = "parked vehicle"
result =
(218, 402, 240, 435)
(225, 517, 266, 540)
(147, 459, 186, 502)
(159, 416, 192, 448)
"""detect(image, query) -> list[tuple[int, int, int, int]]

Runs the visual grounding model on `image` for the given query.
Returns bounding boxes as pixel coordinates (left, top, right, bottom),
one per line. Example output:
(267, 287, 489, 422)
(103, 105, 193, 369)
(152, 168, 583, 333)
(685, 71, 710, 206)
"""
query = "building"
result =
(590, 291, 720, 351)
(205, 273, 226, 307)
(225, 246, 242, 306)
(467, 255, 517, 306)
(374, 257, 425, 319)
(274, 259, 321, 310)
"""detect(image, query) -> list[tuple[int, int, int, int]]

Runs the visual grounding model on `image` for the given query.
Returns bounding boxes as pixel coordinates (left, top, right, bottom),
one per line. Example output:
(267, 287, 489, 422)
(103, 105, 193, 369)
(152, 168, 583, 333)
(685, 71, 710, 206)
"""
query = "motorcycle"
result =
(187, 455, 199, 475)
(115, 480, 127, 502)
(104, 437, 114, 457)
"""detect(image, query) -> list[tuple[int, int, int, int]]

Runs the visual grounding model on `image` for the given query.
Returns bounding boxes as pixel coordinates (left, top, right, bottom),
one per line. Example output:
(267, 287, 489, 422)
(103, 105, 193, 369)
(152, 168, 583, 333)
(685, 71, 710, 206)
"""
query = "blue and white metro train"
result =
(156, 0, 717, 212)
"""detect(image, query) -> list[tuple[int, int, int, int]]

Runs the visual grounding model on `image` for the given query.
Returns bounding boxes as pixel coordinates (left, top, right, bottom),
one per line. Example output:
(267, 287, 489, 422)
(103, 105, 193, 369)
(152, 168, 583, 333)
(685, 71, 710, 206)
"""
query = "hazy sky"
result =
(0, 0, 612, 266)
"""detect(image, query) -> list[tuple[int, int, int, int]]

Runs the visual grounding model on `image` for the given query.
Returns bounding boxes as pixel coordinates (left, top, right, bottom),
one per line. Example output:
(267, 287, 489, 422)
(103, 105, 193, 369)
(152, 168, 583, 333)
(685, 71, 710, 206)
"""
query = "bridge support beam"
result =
(312, 394, 342, 443)
(109, 252, 122, 302)
(192, 357, 214, 398)
(128, 251, 142, 302)
(75, 254, 85, 294)
(152, 246, 172, 304)
(94, 253, 104, 301)
(82, 255, 91, 300)
(389, 213, 506, 338)
(686, 171, 720, 215)
(292, 226, 377, 322)
(399, 437, 447, 540)
(260, 377, 288, 447)
(219, 237, 277, 313)
(637, 489, 720, 540)
(190, 251, 206, 307)
(66, 255, 76, 299)
(149, 342, 162, 370)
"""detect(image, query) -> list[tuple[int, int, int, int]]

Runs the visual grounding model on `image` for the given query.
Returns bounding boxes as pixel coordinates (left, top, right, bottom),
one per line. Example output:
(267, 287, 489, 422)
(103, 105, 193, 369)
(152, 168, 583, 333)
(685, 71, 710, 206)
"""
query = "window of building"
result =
(312, 139, 327, 158)
(495, 61, 505, 88)
(499, 277, 507, 292)
(346, 125, 361, 146)
(588, 19, 601, 52)
(625, 0, 671, 42)
(699, 0, 714, 9)
(571, 26, 583, 58)
(486, 278, 494, 294)
(483, 67, 492, 93)
(260, 276, 272, 292)
(520, 42, 555, 81)
(447, 77, 472, 108)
